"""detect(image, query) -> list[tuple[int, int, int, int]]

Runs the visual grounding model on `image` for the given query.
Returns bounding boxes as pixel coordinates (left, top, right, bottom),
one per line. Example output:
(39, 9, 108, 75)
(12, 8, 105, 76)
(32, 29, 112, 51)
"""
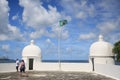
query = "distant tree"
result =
(113, 40, 120, 62)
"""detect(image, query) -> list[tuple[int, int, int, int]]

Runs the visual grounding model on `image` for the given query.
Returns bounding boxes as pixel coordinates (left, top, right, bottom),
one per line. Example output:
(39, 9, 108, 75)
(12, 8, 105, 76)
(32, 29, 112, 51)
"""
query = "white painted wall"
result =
(34, 63, 59, 71)
(0, 63, 120, 80)
(89, 58, 115, 64)
(95, 64, 120, 80)
(61, 63, 92, 72)
(33, 62, 92, 72)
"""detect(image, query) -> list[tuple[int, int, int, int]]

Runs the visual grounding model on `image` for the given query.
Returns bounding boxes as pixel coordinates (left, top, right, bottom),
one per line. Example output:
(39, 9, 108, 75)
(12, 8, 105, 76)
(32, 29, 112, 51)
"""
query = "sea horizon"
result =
(0, 58, 89, 63)
(42, 60, 89, 63)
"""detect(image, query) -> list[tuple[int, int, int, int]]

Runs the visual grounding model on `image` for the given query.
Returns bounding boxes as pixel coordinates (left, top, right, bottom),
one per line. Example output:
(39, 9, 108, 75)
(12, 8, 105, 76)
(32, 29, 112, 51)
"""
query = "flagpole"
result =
(58, 27, 62, 71)
(58, 19, 67, 71)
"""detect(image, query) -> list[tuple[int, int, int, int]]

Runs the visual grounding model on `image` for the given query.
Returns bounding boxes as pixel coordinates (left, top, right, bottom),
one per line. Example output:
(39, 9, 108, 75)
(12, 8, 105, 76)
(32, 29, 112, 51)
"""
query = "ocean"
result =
(0, 59, 89, 63)
(0, 59, 15, 63)
(42, 60, 89, 63)
(1, 59, 120, 64)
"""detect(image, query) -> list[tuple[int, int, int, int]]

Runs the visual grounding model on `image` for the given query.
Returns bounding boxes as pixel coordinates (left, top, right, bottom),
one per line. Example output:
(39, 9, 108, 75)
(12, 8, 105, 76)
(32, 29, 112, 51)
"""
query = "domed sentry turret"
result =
(90, 35, 114, 64)
(22, 40, 41, 57)
(22, 40, 41, 70)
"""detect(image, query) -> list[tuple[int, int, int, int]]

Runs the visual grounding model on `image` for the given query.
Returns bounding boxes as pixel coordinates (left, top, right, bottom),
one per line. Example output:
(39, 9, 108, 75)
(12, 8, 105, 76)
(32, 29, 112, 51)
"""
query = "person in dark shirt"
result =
(19, 60, 25, 73)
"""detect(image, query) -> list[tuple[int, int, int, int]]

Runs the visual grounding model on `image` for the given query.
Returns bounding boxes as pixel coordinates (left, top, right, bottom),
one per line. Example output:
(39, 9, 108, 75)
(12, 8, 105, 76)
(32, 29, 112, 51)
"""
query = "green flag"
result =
(59, 20, 68, 27)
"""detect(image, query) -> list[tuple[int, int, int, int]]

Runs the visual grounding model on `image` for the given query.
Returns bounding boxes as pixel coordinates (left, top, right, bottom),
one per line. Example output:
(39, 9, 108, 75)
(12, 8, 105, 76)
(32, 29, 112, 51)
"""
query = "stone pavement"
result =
(0, 71, 116, 80)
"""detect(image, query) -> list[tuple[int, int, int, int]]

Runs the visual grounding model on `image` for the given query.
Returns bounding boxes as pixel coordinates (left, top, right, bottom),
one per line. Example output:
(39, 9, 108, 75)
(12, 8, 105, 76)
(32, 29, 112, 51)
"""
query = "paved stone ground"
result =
(0, 71, 116, 80)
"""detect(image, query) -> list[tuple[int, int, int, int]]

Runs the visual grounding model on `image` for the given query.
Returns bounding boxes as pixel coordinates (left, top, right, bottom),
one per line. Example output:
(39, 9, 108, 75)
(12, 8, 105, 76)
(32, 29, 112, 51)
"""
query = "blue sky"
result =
(0, 0, 120, 60)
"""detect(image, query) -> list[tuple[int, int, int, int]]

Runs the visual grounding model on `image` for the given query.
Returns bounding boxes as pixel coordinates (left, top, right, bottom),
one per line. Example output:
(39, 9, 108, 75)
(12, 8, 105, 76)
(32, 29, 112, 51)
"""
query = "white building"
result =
(90, 35, 115, 64)
(22, 40, 91, 71)
(0, 35, 120, 79)
(22, 35, 115, 71)
(22, 40, 42, 70)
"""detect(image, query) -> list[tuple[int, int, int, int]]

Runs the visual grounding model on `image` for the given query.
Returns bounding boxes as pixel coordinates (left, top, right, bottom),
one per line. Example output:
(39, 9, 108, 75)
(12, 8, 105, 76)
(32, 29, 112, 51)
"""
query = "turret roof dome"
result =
(90, 35, 114, 57)
(22, 40, 41, 57)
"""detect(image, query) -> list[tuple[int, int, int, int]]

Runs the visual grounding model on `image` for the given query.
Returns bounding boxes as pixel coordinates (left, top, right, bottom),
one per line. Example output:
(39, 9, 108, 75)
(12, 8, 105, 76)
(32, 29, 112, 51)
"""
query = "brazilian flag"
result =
(59, 20, 68, 27)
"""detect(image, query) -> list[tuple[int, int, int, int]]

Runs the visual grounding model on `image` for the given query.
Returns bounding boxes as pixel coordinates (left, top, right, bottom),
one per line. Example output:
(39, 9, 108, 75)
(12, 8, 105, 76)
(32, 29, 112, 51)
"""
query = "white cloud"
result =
(45, 38, 55, 46)
(30, 29, 45, 39)
(0, 0, 9, 34)
(98, 0, 119, 11)
(2, 44, 9, 52)
(29, 20, 69, 39)
(19, 0, 61, 29)
(96, 17, 120, 44)
(94, 0, 120, 21)
(8, 24, 24, 40)
(0, 34, 8, 41)
(0, 24, 24, 41)
(50, 23, 69, 40)
(111, 33, 120, 43)
(66, 47, 73, 53)
(19, 0, 70, 39)
(61, 0, 95, 19)
(46, 38, 51, 44)
(61, 30, 69, 39)
(12, 14, 19, 20)
(76, 12, 86, 19)
(78, 32, 96, 40)
(97, 17, 120, 34)
(97, 22, 116, 34)
(0, 0, 24, 41)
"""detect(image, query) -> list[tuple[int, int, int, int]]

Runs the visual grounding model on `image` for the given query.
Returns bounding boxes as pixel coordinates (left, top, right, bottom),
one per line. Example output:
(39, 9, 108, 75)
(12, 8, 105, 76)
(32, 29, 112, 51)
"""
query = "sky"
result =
(0, 0, 120, 60)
